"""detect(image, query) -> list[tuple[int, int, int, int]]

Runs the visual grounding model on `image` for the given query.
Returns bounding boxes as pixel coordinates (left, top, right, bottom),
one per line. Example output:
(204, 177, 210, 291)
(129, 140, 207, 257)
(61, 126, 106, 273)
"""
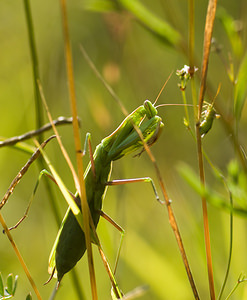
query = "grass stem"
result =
(59, 1, 98, 299)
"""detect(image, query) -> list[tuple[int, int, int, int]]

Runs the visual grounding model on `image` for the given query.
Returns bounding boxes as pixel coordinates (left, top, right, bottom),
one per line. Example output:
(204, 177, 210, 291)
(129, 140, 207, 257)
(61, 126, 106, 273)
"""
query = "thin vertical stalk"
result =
(59, 1, 98, 299)
(188, 0, 198, 120)
(0, 212, 42, 300)
(23, 1, 85, 297)
(133, 125, 200, 300)
(217, 189, 233, 300)
(23, 0, 43, 140)
(189, 0, 195, 68)
(196, 0, 217, 299)
(23, 0, 64, 227)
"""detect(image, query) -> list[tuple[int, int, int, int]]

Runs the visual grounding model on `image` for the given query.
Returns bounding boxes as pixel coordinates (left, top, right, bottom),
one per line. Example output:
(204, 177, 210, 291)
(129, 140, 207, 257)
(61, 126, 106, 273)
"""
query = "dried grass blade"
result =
(196, 1, 218, 299)
(0, 213, 42, 300)
(59, 1, 97, 298)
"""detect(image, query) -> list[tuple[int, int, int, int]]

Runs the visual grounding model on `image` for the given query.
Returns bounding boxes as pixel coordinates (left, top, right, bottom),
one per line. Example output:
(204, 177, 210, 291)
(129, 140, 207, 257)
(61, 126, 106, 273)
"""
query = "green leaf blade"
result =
(84, 0, 118, 12)
(12, 275, 18, 296)
(217, 7, 243, 58)
(0, 273, 4, 297)
(234, 51, 247, 124)
(118, 0, 180, 46)
(6, 274, 13, 295)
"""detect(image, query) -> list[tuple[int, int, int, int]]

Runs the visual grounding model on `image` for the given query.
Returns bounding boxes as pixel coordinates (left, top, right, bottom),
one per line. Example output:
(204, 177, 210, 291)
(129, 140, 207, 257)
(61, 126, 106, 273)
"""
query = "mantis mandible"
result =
(46, 99, 164, 286)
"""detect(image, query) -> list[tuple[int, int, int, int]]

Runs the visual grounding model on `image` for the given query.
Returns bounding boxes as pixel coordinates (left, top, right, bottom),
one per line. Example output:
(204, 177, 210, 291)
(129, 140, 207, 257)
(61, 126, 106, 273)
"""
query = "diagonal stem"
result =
(196, 0, 218, 299)
(59, 1, 97, 299)
(0, 212, 42, 300)
(134, 124, 200, 300)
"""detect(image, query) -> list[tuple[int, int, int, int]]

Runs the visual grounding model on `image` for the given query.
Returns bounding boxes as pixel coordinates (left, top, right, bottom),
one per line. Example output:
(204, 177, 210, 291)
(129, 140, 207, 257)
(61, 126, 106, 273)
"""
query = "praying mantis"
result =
(1, 99, 164, 298)
(46, 92, 218, 287)
(47, 99, 164, 286)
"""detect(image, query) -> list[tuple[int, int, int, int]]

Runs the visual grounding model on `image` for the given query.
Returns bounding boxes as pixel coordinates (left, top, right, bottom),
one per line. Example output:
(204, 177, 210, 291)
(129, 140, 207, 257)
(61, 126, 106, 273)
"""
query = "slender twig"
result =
(196, 1, 218, 299)
(225, 274, 247, 300)
(198, 0, 218, 115)
(38, 83, 80, 194)
(0, 117, 73, 147)
(80, 45, 128, 117)
(189, 0, 195, 69)
(23, 0, 43, 141)
(217, 187, 233, 300)
(188, 0, 198, 121)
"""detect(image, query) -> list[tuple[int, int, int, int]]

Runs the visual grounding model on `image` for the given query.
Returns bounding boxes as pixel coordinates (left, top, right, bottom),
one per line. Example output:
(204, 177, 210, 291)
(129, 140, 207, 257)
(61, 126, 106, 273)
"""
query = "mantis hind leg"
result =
(98, 210, 125, 275)
(98, 210, 149, 299)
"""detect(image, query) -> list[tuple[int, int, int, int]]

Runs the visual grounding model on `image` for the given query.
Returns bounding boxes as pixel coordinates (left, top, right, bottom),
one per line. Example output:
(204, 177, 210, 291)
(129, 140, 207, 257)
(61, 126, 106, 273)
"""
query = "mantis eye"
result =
(144, 100, 158, 119)
(147, 119, 164, 147)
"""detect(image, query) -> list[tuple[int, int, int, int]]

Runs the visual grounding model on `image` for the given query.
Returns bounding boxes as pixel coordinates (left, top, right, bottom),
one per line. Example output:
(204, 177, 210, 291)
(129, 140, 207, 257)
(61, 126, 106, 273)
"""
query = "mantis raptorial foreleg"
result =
(82, 132, 96, 177)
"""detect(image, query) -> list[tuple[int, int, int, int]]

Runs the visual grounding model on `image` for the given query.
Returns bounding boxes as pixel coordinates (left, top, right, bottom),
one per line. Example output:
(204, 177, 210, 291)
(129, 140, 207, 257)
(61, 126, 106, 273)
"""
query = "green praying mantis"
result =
(47, 99, 164, 285)
(199, 102, 220, 137)
(45, 97, 218, 286)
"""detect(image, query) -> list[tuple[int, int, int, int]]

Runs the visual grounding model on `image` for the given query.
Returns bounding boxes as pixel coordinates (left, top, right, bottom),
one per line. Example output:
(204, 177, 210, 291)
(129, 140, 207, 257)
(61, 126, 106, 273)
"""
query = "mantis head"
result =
(102, 100, 164, 161)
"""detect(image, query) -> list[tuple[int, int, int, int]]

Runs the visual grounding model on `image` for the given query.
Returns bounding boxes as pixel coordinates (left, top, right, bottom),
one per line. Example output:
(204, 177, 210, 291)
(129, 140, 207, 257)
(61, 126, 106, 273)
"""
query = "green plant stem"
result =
(196, 1, 218, 299)
(217, 188, 233, 300)
(23, 0, 43, 140)
(189, 0, 195, 68)
(225, 275, 247, 300)
(181, 90, 190, 126)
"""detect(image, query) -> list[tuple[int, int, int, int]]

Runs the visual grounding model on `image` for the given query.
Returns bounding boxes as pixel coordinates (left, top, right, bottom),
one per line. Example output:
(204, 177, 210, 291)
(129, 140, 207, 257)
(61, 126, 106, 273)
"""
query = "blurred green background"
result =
(0, 0, 247, 299)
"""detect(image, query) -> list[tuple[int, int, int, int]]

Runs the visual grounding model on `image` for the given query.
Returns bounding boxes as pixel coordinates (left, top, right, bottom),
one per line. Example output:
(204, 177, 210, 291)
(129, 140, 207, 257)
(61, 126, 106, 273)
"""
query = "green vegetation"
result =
(0, 0, 247, 299)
